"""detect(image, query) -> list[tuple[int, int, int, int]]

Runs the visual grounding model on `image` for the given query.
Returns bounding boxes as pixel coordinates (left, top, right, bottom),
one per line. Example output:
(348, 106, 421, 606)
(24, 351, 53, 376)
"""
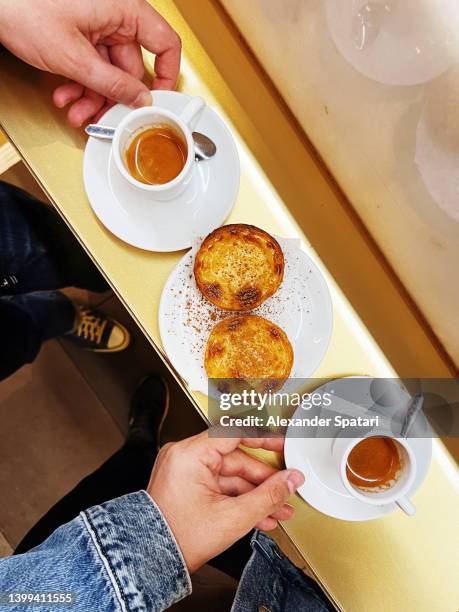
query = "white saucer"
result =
(83, 91, 240, 251)
(158, 236, 333, 394)
(284, 378, 432, 521)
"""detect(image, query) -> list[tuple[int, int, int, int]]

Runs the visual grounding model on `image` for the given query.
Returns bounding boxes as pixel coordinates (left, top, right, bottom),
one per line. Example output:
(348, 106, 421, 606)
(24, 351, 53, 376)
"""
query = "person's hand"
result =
(147, 429, 305, 574)
(0, 0, 181, 126)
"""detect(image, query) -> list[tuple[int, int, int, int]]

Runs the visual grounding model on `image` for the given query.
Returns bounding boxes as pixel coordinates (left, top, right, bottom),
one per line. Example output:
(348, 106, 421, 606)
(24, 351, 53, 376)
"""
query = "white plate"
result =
(159, 236, 333, 394)
(83, 91, 240, 251)
(284, 378, 432, 521)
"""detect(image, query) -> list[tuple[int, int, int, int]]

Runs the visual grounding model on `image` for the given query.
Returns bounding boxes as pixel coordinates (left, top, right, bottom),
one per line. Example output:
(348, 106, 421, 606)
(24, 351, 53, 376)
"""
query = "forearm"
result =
(0, 491, 191, 612)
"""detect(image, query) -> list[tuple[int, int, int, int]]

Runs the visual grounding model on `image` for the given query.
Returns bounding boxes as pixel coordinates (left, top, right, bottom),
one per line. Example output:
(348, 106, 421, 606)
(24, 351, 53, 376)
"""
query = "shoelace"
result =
(76, 308, 107, 344)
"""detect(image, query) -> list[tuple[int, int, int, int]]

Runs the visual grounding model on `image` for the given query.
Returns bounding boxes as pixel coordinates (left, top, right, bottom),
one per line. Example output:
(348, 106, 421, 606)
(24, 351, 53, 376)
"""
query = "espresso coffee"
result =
(125, 125, 187, 185)
(346, 436, 401, 491)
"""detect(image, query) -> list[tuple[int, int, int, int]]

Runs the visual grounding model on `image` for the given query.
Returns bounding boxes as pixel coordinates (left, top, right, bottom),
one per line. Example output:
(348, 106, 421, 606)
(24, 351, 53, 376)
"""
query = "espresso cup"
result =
(112, 96, 206, 201)
(333, 431, 417, 516)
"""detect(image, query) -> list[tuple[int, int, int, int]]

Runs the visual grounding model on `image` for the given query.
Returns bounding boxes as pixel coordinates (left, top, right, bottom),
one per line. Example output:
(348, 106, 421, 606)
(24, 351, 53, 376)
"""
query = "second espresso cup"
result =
(112, 95, 206, 201)
(333, 431, 417, 516)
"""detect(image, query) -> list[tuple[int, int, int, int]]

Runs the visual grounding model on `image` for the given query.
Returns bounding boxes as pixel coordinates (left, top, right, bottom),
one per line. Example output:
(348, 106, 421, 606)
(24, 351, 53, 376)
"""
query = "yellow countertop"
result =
(0, 1, 458, 610)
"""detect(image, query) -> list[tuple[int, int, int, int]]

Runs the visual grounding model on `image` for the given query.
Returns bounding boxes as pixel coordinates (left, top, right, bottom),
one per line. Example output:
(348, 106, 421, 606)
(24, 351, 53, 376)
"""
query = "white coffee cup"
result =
(112, 96, 206, 201)
(333, 431, 417, 516)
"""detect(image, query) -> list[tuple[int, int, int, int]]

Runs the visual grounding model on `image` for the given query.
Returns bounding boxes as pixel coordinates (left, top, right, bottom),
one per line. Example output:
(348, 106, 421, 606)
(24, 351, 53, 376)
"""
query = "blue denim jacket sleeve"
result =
(0, 491, 192, 612)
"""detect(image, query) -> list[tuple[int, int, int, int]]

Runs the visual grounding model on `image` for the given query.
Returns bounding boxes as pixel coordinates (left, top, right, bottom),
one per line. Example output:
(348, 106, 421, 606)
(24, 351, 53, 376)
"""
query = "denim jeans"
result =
(236, 532, 333, 612)
(0, 181, 108, 379)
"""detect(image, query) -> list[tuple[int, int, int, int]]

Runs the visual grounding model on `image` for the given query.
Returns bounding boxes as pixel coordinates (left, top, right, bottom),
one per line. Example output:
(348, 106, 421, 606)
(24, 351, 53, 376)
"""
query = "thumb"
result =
(229, 469, 304, 533)
(65, 37, 152, 109)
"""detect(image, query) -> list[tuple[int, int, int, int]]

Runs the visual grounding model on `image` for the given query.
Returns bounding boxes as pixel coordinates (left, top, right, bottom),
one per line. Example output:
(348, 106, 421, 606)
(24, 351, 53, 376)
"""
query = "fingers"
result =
(221, 449, 278, 484)
(240, 436, 285, 454)
(153, 49, 181, 90)
(67, 88, 106, 128)
(54, 45, 108, 126)
(218, 475, 254, 496)
(269, 503, 295, 522)
(191, 429, 243, 457)
(53, 81, 107, 127)
(255, 517, 278, 531)
(53, 82, 84, 108)
(218, 476, 295, 522)
(136, 2, 181, 89)
(109, 43, 145, 81)
(195, 427, 284, 457)
(67, 41, 144, 126)
(226, 469, 304, 534)
(64, 35, 152, 109)
(50, 3, 180, 126)
(189, 429, 284, 480)
(54, 43, 146, 125)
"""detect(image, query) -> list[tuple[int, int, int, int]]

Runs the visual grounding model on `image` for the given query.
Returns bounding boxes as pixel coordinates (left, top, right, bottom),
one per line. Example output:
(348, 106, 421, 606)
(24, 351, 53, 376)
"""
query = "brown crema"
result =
(346, 436, 401, 490)
(125, 125, 187, 185)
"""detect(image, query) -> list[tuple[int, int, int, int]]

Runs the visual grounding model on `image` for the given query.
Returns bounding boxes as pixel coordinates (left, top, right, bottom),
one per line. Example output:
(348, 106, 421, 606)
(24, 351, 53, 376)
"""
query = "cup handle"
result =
(396, 497, 416, 516)
(179, 96, 206, 131)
